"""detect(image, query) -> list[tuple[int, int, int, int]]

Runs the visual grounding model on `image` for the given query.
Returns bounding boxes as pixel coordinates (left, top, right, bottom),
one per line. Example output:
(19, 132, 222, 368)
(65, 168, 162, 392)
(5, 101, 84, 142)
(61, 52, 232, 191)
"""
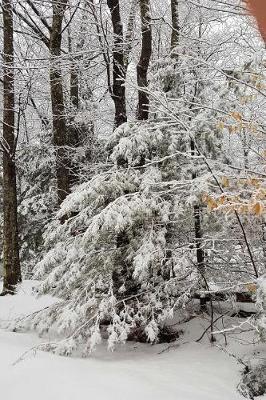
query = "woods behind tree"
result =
(0, 0, 266, 355)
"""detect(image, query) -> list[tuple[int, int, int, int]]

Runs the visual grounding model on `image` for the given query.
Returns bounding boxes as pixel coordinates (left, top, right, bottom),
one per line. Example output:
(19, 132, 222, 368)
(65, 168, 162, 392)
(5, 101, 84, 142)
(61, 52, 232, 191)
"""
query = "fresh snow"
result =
(0, 281, 264, 400)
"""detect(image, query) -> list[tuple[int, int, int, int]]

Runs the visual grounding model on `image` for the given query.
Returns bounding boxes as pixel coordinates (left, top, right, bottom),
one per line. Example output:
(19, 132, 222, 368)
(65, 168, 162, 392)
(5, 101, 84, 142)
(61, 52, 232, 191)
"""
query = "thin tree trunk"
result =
(67, 22, 79, 111)
(68, 0, 90, 111)
(2, 0, 22, 294)
(124, 0, 138, 72)
(70, 66, 79, 110)
(67, 32, 80, 186)
(67, 1, 94, 185)
(50, 0, 70, 205)
(137, 0, 152, 121)
(171, 0, 180, 51)
(191, 138, 206, 310)
(107, 0, 127, 128)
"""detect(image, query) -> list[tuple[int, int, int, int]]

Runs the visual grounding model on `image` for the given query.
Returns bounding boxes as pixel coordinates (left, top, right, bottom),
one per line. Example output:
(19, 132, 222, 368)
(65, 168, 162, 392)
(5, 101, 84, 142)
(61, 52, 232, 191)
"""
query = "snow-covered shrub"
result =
(20, 119, 208, 354)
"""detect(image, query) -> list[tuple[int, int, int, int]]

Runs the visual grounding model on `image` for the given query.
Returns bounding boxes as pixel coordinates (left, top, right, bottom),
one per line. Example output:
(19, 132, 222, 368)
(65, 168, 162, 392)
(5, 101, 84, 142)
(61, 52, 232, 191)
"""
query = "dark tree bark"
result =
(191, 138, 206, 310)
(50, 0, 70, 205)
(107, 0, 127, 128)
(70, 66, 79, 110)
(171, 0, 180, 51)
(137, 0, 152, 121)
(2, 0, 22, 294)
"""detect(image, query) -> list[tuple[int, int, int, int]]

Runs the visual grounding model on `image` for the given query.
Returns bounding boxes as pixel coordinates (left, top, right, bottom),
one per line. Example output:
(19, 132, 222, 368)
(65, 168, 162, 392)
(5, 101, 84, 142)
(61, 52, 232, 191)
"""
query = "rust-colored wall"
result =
(248, 0, 266, 40)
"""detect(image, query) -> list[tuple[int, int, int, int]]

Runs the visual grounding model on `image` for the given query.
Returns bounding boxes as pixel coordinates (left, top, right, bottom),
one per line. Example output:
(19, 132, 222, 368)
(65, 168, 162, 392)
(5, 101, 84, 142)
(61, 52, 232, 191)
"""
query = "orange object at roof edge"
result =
(247, 0, 266, 40)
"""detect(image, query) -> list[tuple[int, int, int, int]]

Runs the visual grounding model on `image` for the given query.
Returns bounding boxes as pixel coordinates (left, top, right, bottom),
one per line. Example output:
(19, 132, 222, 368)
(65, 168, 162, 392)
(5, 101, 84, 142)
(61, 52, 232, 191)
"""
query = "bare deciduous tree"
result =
(137, 0, 152, 120)
(107, 0, 127, 128)
(171, 0, 180, 51)
(50, 0, 70, 205)
(2, 0, 22, 294)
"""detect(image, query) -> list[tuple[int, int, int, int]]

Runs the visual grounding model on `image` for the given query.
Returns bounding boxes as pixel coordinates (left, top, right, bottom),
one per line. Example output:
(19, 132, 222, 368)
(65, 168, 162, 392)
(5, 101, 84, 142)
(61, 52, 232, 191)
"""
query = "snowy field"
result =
(0, 281, 265, 400)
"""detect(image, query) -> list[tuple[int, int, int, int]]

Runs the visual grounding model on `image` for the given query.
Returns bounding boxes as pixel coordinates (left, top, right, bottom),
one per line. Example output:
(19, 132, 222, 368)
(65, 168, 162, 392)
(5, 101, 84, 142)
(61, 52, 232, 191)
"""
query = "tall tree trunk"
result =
(2, 0, 22, 294)
(70, 66, 79, 110)
(137, 0, 152, 121)
(124, 0, 138, 72)
(67, 32, 80, 186)
(190, 16, 207, 310)
(50, 0, 69, 205)
(191, 139, 206, 310)
(107, 0, 127, 128)
(67, 1, 94, 185)
(171, 0, 180, 51)
(68, 20, 80, 111)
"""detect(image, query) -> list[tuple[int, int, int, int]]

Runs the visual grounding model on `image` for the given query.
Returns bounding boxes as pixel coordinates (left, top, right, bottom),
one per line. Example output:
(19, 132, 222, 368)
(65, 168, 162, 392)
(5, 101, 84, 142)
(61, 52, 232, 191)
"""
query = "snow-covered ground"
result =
(0, 281, 265, 400)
